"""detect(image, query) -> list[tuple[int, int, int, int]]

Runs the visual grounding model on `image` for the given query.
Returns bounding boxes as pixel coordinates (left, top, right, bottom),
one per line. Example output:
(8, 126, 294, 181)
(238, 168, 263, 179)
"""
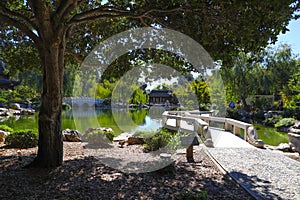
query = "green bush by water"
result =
(83, 129, 115, 147)
(140, 128, 182, 152)
(274, 118, 296, 128)
(5, 129, 38, 148)
(0, 124, 13, 132)
(263, 116, 282, 127)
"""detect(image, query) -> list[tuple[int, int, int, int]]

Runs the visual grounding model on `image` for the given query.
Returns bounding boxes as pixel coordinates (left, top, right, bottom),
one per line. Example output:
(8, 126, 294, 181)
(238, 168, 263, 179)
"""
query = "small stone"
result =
(127, 136, 144, 145)
(276, 143, 291, 152)
(113, 132, 132, 142)
(289, 128, 300, 134)
(62, 129, 82, 142)
(288, 132, 300, 152)
(0, 130, 10, 143)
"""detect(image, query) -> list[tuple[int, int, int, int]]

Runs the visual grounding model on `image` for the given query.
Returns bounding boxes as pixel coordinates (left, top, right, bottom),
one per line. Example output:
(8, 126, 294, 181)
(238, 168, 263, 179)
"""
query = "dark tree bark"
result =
(31, 46, 64, 167)
(29, 31, 66, 167)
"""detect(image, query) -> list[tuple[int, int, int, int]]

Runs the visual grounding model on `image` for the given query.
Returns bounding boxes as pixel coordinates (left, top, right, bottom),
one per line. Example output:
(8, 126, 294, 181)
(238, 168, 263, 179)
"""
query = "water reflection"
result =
(66, 107, 164, 134)
(254, 124, 288, 146)
(0, 108, 164, 135)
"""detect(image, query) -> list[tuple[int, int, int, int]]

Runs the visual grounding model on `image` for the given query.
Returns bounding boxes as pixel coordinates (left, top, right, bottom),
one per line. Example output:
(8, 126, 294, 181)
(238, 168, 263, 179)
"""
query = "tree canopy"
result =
(1, 1, 299, 71)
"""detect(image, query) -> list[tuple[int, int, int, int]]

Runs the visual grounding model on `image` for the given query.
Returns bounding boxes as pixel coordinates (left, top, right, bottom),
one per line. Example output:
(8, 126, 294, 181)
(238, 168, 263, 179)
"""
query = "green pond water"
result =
(254, 124, 289, 146)
(0, 108, 289, 146)
(0, 107, 164, 135)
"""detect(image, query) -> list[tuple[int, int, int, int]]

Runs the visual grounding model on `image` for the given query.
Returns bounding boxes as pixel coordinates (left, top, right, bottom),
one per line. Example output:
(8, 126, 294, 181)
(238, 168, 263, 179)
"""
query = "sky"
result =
(276, 19, 300, 56)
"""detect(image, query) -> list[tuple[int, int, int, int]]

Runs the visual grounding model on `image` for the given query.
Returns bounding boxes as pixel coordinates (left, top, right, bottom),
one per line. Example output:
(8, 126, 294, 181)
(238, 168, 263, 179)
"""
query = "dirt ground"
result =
(0, 142, 254, 200)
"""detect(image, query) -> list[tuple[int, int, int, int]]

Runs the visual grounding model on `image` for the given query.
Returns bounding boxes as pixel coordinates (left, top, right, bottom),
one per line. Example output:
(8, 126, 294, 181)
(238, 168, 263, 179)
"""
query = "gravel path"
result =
(204, 147, 300, 200)
(0, 142, 253, 200)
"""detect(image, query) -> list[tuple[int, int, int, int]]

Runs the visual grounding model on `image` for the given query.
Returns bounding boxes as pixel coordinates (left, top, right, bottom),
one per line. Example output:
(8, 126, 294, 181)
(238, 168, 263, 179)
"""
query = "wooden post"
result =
(176, 118, 180, 128)
(225, 122, 232, 131)
(244, 127, 248, 141)
(186, 145, 194, 162)
(233, 126, 240, 135)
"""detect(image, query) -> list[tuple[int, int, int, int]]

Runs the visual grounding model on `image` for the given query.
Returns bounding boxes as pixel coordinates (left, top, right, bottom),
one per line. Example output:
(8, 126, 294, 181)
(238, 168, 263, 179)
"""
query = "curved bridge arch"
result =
(63, 97, 104, 108)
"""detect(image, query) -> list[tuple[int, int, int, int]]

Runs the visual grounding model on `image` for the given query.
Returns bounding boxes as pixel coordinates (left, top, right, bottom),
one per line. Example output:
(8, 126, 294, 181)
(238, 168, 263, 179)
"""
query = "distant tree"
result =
(190, 79, 210, 109)
(265, 44, 299, 94)
(222, 44, 299, 110)
(222, 51, 259, 110)
(282, 59, 300, 106)
(130, 87, 148, 105)
(95, 79, 116, 99)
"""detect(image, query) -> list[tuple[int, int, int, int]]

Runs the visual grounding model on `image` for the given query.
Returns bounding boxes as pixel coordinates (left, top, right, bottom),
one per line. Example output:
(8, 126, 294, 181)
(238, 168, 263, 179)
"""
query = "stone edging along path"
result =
(203, 146, 300, 200)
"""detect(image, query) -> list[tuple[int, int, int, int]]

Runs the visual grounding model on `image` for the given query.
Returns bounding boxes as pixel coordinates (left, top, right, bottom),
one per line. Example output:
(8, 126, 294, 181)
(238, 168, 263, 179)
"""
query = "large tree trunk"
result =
(29, 36, 65, 168)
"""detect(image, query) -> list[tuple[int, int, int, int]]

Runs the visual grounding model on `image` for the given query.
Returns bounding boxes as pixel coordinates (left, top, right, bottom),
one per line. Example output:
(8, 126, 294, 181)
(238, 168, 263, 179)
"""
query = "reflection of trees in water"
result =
(129, 109, 147, 125)
(63, 108, 160, 133)
(62, 108, 114, 118)
(148, 106, 166, 119)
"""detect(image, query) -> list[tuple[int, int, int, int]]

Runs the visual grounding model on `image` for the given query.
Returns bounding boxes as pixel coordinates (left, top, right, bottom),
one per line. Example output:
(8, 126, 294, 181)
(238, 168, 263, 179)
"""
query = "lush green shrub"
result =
(0, 97, 8, 105)
(142, 128, 181, 152)
(283, 107, 300, 120)
(62, 102, 71, 110)
(0, 125, 13, 132)
(253, 110, 266, 121)
(226, 108, 242, 120)
(263, 116, 282, 127)
(179, 191, 209, 200)
(275, 118, 297, 128)
(5, 129, 38, 148)
(83, 129, 115, 146)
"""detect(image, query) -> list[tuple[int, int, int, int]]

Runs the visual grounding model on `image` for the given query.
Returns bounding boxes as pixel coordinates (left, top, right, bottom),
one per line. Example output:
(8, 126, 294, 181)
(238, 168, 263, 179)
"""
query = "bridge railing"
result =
(162, 111, 212, 162)
(185, 113, 252, 141)
(162, 111, 212, 144)
(162, 110, 260, 143)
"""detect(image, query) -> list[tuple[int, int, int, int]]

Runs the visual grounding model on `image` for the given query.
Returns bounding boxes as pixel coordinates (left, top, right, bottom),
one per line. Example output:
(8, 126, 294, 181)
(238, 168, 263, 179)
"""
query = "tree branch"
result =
(65, 49, 95, 68)
(65, 50, 83, 64)
(0, 13, 41, 48)
(67, 6, 186, 28)
(0, 2, 38, 31)
(56, 0, 85, 23)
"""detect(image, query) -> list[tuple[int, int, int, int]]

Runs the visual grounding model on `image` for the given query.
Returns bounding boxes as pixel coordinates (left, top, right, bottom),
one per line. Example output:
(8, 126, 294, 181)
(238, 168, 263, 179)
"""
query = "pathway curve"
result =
(204, 128, 300, 200)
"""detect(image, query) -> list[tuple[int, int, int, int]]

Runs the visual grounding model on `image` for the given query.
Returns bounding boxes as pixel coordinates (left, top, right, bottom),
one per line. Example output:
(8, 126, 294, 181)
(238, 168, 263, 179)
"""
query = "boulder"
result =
(289, 121, 300, 134)
(288, 128, 300, 134)
(113, 132, 132, 142)
(292, 121, 300, 129)
(62, 129, 82, 142)
(20, 109, 35, 115)
(0, 108, 9, 116)
(249, 139, 265, 148)
(83, 127, 113, 137)
(127, 136, 145, 145)
(288, 132, 300, 152)
(0, 130, 9, 143)
(276, 143, 291, 152)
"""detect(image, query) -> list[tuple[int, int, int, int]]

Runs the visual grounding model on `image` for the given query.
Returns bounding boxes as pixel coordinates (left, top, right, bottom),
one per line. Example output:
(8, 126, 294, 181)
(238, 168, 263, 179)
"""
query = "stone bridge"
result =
(63, 97, 104, 107)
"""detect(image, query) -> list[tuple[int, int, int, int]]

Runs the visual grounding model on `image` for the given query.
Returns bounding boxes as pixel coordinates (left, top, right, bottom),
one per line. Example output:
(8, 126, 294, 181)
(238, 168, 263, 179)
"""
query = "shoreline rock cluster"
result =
(0, 107, 35, 117)
(288, 122, 300, 152)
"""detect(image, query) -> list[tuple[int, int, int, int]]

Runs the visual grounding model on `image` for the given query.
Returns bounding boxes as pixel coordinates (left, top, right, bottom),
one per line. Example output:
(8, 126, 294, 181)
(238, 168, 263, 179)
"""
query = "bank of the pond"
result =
(254, 124, 289, 146)
(0, 108, 290, 146)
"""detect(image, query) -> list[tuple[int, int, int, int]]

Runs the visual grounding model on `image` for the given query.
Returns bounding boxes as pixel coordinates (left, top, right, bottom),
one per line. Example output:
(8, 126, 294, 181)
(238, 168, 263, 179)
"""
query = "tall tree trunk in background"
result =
(30, 35, 65, 168)
(241, 96, 250, 111)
